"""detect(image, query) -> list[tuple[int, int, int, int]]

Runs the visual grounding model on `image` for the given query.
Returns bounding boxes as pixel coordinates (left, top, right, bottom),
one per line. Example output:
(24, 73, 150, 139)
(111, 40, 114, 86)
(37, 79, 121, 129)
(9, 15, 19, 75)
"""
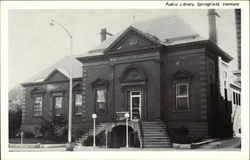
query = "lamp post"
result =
(49, 20, 73, 151)
(92, 113, 97, 147)
(124, 112, 130, 148)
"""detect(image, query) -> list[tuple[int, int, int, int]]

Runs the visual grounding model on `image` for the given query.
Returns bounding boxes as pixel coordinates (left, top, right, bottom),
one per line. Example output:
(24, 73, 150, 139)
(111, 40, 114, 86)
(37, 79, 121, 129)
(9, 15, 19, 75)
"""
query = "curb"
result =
(172, 143, 192, 149)
(172, 139, 218, 149)
(191, 139, 218, 149)
(9, 143, 41, 148)
(9, 143, 67, 148)
(40, 144, 67, 148)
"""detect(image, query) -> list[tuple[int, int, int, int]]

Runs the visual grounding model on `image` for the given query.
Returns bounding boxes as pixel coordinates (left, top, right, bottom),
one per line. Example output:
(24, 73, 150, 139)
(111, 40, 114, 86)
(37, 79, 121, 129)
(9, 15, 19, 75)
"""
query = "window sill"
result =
(75, 113, 82, 116)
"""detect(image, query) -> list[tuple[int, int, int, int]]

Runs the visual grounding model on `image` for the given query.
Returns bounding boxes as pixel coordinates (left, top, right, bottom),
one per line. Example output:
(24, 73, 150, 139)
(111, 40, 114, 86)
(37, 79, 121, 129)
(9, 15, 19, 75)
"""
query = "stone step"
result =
(143, 129, 167, 132)
(144, 137, 170, 140)
(76, 123, 110, 145)
(142, 125, 165, 127)
(142, 126, 166, 129)
(144, 136, 169, 139)
(142, 125, 166, 128)
(143, 145, 172, 148)
(141, 121, 171, 148)
(142, 124, 165, 126)
(144, 142, 171, 145)
(144, 140, 171, 143)
(144, 138, 170, 141)
(143, 133, 168, 136)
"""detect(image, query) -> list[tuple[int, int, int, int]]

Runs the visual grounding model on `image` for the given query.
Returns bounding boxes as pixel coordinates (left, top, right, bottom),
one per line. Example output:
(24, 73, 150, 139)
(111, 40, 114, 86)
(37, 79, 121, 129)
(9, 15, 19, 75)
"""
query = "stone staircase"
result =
(76, 123, 108, 146)
(141, 121, 171, 148)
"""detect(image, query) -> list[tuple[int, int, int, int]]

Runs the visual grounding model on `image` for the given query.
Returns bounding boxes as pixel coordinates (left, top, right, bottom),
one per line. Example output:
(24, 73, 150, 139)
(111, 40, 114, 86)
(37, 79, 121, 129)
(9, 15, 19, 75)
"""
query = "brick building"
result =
(21, 12, 234, 148)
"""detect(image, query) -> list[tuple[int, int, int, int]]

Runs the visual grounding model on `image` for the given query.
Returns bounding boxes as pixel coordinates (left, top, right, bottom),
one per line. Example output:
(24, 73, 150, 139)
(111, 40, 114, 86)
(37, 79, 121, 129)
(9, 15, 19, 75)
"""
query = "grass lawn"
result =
(9, 138, 65, 144)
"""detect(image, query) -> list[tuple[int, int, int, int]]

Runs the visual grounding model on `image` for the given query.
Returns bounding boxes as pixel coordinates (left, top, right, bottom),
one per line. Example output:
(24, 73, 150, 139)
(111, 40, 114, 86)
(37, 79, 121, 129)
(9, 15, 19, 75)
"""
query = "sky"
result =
(8, 9, 237, 90)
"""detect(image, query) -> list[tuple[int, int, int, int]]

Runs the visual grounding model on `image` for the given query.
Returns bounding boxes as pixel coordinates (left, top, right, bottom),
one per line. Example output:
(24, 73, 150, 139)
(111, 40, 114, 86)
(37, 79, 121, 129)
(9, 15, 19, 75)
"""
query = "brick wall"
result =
(21, 79, 83, 133)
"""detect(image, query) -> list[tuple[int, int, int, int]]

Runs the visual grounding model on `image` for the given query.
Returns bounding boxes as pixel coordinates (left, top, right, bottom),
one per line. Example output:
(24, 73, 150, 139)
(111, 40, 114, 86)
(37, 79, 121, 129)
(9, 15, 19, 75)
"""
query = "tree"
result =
(9, 85, 24, 138)
(9, 105, 22, 138)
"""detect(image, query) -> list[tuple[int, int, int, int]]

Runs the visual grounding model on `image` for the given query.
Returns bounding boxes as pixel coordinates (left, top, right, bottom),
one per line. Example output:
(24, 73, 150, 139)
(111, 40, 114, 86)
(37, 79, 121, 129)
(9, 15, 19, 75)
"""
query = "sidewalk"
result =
(9, 137, 241, 151)
(194, 137, 241, 150)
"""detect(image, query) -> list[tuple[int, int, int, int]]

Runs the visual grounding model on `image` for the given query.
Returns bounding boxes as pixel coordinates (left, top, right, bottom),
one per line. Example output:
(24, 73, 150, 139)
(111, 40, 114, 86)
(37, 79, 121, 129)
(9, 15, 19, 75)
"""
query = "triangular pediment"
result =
(44, 69, 69, 82)
(104, 26, 161, 54)
(171, 70, 193, 79)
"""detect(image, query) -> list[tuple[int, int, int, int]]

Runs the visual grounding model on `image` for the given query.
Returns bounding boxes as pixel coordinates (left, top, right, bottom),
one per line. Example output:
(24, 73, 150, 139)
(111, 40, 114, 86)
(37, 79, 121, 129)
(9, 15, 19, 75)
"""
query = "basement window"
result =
(175, 83, 189, 110)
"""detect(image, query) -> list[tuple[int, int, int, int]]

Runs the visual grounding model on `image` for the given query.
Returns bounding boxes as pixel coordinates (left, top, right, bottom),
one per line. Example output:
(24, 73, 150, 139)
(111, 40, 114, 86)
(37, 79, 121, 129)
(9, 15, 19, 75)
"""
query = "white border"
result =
(1, 1, 249, 160)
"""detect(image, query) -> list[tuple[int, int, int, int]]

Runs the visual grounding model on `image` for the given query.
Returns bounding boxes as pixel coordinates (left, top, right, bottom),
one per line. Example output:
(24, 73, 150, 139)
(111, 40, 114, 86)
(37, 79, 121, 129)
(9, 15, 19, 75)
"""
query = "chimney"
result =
(100, 28, 113, 42)
(207, 9, 220, 44)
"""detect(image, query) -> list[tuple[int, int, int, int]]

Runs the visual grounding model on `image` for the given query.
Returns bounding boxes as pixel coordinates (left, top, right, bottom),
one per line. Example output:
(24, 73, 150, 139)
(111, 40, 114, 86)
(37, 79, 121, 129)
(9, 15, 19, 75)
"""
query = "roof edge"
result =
(21, 77, 82, 87)
(207, 40, 234, 63)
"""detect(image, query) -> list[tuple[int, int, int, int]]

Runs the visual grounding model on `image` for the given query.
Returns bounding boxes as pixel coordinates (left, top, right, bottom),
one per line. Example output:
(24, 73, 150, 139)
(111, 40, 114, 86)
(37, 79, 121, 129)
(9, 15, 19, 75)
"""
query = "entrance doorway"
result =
(130, 91, 141, 121)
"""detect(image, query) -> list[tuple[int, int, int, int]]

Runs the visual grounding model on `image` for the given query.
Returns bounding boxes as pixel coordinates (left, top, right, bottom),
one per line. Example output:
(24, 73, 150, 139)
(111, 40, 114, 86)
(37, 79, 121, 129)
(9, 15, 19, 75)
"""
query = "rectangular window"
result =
(235, 93, 238, 105)
(53, 96, 62, 116)
(176, 83, 189, 110)
(233, 92, 236, 104)
(224, 88, 228, 113)
(238, 94, 241, 106)
(96, 89, 106, 114)
(33, 96, 43, 116)
(75, 93, 82, 115)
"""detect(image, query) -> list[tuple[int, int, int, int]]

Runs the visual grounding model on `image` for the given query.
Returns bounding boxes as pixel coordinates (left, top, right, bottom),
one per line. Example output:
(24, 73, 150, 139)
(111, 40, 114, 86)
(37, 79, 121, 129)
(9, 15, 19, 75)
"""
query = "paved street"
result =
(9, 137, 241, 152)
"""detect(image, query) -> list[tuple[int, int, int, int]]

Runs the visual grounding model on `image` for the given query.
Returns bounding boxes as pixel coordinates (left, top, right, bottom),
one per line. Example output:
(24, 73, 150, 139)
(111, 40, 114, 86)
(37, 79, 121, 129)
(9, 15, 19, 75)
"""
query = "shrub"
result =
(169, 126, 204, 144)
(171, 134, 204, 144)
(40, 117, 68, 143)
(72, 129, 84, 142)
(24, 131, 35, 139)
(9, 106, 22, 138)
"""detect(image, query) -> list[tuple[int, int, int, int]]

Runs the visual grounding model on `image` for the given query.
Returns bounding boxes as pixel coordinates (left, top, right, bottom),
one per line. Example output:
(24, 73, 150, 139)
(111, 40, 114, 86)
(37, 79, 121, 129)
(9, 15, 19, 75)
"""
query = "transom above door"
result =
(130, 91, 141, 121)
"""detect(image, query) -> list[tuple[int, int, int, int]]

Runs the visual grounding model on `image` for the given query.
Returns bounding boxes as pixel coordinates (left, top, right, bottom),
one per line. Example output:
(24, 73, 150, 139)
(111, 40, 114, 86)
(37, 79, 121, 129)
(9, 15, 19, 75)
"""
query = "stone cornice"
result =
(78, 39, 232, 64)
(164, 40, 233, 63)
(77, 55, 108, 63)
(78, 46, 161, 63)
(163, 40, 209, 52)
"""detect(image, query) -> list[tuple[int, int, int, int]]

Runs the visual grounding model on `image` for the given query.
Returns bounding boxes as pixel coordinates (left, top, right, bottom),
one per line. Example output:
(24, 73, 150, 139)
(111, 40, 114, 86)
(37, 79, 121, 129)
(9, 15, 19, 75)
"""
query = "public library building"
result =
(21, 12, 234, 148)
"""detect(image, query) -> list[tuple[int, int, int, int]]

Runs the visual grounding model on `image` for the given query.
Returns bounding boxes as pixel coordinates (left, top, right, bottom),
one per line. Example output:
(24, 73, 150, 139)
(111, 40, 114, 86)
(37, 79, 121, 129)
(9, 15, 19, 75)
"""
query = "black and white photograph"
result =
(1, 1, 249, 160)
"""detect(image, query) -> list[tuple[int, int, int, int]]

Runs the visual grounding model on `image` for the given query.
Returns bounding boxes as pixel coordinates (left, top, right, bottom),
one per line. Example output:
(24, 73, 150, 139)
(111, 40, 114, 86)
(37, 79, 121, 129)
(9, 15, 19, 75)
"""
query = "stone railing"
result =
(138, 120, 144, 148)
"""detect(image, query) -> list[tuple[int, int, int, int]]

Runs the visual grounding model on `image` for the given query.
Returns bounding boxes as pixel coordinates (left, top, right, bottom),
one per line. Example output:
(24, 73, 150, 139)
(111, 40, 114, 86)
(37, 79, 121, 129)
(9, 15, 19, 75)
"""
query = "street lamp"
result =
(50, 20, 73, 151)
(92, 113, 97, 147)
(124, 112, 130, 148)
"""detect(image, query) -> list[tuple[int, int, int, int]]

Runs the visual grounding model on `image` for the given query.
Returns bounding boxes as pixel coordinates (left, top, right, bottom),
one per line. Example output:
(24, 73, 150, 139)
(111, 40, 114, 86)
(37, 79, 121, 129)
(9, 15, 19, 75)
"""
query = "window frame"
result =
(175, 83, 190, 111)
(95, 89, 107, 115)
(32, 95, 43, 117)
(238, 94, 241, 106)
(235, 93, 238, 105)
(53, 96, 63, 117)
(233, 92, 236, 105)
(74, 93, 83, 116)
